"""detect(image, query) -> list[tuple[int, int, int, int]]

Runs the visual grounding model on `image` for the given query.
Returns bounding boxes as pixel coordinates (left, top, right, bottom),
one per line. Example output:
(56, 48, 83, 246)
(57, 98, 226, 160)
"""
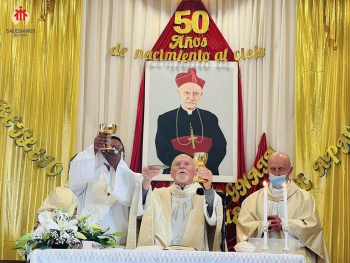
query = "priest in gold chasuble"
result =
(155, 68, 227, 175)
(237, 152, 330, 263)
(126, 154, 223, 251)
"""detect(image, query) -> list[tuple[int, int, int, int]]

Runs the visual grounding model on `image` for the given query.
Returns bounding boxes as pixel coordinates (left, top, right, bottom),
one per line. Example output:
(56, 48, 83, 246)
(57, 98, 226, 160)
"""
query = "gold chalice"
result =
(99, 123, 118, 150)
(193, 152, 208, 183)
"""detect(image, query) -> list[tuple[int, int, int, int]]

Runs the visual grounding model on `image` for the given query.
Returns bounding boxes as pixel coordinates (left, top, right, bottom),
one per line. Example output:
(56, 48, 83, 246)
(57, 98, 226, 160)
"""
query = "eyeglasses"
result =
(268, 168, 289, 173)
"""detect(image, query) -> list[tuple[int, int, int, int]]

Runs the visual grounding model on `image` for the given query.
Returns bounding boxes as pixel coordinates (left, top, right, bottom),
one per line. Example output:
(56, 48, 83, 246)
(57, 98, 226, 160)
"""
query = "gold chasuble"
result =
(127, 182, 222, 251)
(237, 180, 329, 263)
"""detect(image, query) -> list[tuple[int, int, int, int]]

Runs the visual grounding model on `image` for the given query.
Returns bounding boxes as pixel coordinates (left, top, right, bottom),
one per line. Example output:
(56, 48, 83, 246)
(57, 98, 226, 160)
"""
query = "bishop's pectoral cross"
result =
(188, 124, 197, 149)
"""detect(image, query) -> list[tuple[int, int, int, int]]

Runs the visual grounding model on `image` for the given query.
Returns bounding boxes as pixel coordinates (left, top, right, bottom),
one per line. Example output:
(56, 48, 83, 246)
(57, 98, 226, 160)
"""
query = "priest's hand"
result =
(94, 133, 110, 154)
(101, 145, 123, 170)
(197, 167, 212, 190)
(267, 215, 283, 232)
(142, 167, 160, 190)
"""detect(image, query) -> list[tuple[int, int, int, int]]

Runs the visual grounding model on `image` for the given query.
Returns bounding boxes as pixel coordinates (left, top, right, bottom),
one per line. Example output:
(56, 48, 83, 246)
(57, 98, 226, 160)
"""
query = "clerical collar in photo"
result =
(181, 105, 195, 115)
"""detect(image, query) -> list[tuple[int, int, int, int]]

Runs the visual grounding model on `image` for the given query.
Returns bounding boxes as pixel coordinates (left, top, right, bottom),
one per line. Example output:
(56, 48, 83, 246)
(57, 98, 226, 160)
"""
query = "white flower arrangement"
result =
(12, 204, 124, 260)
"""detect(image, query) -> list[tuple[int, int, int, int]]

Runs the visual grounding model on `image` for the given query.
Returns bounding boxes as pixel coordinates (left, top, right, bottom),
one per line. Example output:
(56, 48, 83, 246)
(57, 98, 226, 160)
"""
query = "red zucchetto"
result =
(175, 68, 205, 88)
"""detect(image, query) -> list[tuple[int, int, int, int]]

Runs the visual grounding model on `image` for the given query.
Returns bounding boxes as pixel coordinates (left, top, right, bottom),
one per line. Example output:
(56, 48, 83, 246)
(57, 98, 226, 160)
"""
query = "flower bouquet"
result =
(12, 204, 124, 260)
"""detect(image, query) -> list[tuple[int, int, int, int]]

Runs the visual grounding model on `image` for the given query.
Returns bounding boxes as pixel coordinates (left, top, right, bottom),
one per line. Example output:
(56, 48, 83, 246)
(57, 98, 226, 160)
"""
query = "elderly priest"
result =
(126, 154, 223, 251)
(236, 151, 329, 263)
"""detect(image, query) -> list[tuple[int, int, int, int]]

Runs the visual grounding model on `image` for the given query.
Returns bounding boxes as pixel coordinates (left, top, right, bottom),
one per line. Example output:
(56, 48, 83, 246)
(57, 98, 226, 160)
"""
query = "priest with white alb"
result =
(69, 133, 157, 246)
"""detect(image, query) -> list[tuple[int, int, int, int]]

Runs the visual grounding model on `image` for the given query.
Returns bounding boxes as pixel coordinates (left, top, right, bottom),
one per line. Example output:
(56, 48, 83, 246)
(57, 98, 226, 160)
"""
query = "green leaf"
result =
(106, 241, 117, 246)
(91, 225, 102, 231)
(103, 227, 110, 232)
(43, 233, 51, 240)
(113, 232, 125, 236)
(16, 233, 31, 242)
(75, 232, 87, 240)
(79, 229, 89, 235)
(95, 231, 104, 236)
(25, 244, 32, 260)
(76, 215, 88, 222)
(98, 239, 107, 245)
(11, 242, 26, 250)
(68, 202, 77, 218)
(34, 241, 51, 250)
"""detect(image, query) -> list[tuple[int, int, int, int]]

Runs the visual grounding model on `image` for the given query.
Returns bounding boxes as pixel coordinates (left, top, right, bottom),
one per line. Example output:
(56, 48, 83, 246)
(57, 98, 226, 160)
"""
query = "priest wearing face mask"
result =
(236, 152, 329, 263)
(155, 68, 227, 175)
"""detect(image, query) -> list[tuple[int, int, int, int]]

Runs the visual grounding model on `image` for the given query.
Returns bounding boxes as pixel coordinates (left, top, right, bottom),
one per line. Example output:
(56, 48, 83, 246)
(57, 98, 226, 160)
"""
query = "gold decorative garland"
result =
(313, 124, 350, 176)
(0, 100, 63, 176)
(39, 0, 53, 21)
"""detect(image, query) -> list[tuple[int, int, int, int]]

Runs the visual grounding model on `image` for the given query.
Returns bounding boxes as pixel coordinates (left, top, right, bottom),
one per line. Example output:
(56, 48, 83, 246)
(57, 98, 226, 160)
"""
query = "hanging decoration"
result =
(39, 0, 53, 21)
(313, 124, 350, 176)
(0, 100, 63, 176)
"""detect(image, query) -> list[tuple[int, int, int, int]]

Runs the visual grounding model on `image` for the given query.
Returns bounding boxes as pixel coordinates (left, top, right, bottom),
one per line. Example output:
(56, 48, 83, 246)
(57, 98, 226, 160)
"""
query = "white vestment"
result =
(170, 188, 194, 245)
(237, 180, 329, 263)
(126, 181, 223, 251)
(69, 144, 139, 245)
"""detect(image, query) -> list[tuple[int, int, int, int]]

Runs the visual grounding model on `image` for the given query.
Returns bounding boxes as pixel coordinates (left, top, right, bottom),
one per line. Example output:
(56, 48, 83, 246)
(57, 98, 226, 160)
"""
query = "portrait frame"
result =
(143, 60, 238, 183)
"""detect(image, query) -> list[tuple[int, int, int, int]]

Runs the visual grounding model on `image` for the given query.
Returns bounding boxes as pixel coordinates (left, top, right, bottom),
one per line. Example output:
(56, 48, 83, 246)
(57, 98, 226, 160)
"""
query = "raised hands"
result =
(94, 133, 110, 153)
(94, 133, 124, 170)
(141, 166, 161, 190)
(196, 167, 213, 190)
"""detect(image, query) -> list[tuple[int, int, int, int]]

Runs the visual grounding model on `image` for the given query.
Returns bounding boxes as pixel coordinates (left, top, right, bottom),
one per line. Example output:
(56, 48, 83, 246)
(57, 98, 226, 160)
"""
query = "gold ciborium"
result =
(193, 152, 208, 183)
(99, 123, 118, 150)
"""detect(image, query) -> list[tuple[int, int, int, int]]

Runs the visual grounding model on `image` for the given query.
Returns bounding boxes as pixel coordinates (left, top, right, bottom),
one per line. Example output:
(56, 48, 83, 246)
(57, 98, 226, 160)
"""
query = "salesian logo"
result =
(7, 5, 35, 36)
(12, 6, 30, 25)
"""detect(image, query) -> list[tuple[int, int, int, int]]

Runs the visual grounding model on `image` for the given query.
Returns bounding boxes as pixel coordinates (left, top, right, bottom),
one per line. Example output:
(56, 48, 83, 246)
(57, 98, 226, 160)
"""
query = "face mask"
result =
(269, 174, 287, 188)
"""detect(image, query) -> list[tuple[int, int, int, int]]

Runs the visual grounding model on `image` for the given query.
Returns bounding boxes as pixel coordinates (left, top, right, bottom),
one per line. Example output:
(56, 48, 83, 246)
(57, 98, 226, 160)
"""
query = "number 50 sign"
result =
(173, 10, 209, 34)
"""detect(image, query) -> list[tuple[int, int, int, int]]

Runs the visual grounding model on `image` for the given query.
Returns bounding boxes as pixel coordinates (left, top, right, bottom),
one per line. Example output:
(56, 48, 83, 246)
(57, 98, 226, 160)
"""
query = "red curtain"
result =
(250, 132, 268, 192)
(130, 65, 145, 172)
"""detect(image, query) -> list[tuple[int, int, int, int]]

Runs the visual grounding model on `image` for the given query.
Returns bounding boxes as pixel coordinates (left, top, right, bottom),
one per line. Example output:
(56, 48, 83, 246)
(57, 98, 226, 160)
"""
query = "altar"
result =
(29, 249, 306, 263)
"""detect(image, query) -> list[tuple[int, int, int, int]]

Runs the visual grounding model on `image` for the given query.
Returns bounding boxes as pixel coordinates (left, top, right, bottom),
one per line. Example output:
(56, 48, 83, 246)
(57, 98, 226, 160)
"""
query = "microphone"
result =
(196, 188, 204, 195)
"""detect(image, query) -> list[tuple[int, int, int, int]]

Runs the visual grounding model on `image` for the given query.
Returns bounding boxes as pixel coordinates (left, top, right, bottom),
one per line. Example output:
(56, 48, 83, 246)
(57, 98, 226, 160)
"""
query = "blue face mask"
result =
(269, 174, 287, 188)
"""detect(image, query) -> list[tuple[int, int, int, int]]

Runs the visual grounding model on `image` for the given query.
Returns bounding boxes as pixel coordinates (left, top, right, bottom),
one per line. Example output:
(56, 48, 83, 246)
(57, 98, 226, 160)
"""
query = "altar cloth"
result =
(29, 248, 306, 263)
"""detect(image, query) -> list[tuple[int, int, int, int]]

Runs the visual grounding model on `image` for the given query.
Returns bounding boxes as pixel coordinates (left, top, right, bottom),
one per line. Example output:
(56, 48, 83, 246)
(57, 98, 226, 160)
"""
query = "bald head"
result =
(268, 152, 291, 166)
(267, 151, 293, 181)
(170, 154, 196, 187)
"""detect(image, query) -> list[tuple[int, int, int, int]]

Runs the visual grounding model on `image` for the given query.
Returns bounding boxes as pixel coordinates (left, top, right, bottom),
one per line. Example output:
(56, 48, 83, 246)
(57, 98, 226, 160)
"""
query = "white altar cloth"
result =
(29, 249, 306, 263)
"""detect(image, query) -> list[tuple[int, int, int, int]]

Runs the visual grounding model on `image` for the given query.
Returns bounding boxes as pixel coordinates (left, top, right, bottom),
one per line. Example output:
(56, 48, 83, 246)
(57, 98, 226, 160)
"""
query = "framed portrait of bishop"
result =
(143, 60, 238, 183)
